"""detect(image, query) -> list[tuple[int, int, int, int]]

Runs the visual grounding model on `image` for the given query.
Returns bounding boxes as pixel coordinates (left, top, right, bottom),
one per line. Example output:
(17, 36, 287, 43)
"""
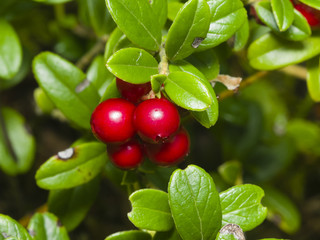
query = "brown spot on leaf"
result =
(28, 229, 36, 237)
(192, 37, 204, 48)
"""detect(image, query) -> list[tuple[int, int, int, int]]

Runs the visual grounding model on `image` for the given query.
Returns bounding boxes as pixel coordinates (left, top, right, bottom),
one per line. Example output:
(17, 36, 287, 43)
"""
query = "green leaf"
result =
(262, 186, 301, 234)
(128, 189, 173, 231)
(168, 2, 184, 21)
(85, 0, 115, 36)
(150, 0, 168, 28)
(104, 230, 152, 240)
(248, 32, 320, 70)
(105, 0, 161, 51)
(198, 0, 247, 50)
(286, 119, 320, 156)
(168, 165, 222, 240)
(48, 177, 100, 231)
(153, 228, 182, 240)
(104, 28, 134, 61)
(165, 71, 212, 111)
(0, 214, 32, 240)
(34, 88, 55, 114)
(165, 0, 211, 60)
(299, 0, 320, 10)
(33, 52, 100, 129)
(100, 78, 121, 102)
(0, 107, 35, 176)
(271, 0, 294, 31)
(169, 60, 218, 127)
(28, 212, 70, 240)
(35, 142, 107, 190)
(255, 2, 311, 41)
(151, 74, 167, 95)
(234, 19, 249, 51)
(186, 49, 219, 80)
(106, 48, 158, 84)
(87, 55, 113, 97)
(218, 160, 242, 186)
(220, 184, 267, 231)
(0, 19, 22, 80)
(306, 56, 320, 102)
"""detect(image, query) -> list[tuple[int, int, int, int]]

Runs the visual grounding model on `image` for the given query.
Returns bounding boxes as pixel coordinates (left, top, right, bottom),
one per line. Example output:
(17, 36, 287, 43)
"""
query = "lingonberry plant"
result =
(1, 0, 320, 239)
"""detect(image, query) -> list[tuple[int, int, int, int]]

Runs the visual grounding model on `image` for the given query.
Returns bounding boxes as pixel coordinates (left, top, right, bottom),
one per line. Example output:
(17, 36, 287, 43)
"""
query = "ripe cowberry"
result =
(133, 98, 180, 143)
(90, 98, 136, 143)
(146, 128, 190, 166)
(116, 78, 151, 103)
(107, 140, 144, 169)
(294, 4, 320, 27)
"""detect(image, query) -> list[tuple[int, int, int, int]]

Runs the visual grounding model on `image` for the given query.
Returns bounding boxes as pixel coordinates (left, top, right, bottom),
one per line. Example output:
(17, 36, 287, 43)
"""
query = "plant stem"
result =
(75, 35, 109, 70)
(54, 4, 65, 24)
(278, 65, 307, 79)
(158, 43, 169, 75)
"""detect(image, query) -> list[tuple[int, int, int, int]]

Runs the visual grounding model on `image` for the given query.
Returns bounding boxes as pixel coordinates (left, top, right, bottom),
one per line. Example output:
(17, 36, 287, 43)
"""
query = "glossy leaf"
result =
(168, 60, 219, 127)
(105, 230, 152, 240)
(128, 189, 173, 231)
(28, 212, 70, 240)
(87, 55, 113, 96)
(0, 107, 35, 176)
(35, 142, 107, 190)
(263, 186, 301, 234)
(271, 0, 294, 31)
(168, 165, 222, 240)
(150, 0, 167, 28)
(48, 177, 100, 231)
(33, 52, 100, 129)
(220, 184, 267, 231)
(255, 2, 311, 41)
(166, 0, 211, 60)
(100, 78, 120, 102)
(165, 71, 212, 111)
(234, 18, 249, 51)
(168, 2, 184, 21)
(107, 48, 158, 84)
(198, 0, 247, 50)
(299, 0, 320, 10)
(0, 19, 22, 80)
(105, 0, 161, 51)
(151, 74, 167, 95)
(0, 214, 32, 240)
(187, 49, 220, 80)
(85, 0, 115, 36)
(306, 56, 320, 102)
(248, 32, 320, 70)
(34, 88, 55, 114)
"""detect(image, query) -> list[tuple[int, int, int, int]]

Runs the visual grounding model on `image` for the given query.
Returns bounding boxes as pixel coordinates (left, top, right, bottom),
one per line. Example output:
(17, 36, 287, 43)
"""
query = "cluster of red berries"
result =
(90, 78, 190, 169)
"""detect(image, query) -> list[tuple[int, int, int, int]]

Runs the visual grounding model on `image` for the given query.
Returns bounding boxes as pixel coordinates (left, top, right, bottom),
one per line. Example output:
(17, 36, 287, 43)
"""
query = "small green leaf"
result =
(220, 184, 267, 231)
(166, 0, 211, 60)
(0, 19, 22, 80)
(33, 52, 100, 129)
(151, 74, 166, 95)
(165, 71, 212, 111)
(104, 230, 152, 240)
(35, 142, 107, 190)
(168, 165, 222, 240)
(85, 0, 115, 36)
(104, 28, 134, 61)
(107, 48, 158, 84)
(0, 107, 35, 176)
(28, 212, 70, 240)
(199, 0, 247, 50)
(168, 2, 184, 21)
(186, 49, 220, 80)
(105, 0, 161, 51)
(87, 55, 113, 97)
(48, 177, 100, 231)
(306, 56, 320, 102)
(100, 78, 120, 102)
(128, 189, 173, 231)
(248, 32, 320, 70)
(218, 160, 242, 186)
(263, 186, 301, 234)
(271, 0, 294, 31)
(34, 88, 55, 114)
(0, 214, 32, 240)
(299, 0, 320, 10)
(150, 0, 168, 28)
(234, 19, 249, 51)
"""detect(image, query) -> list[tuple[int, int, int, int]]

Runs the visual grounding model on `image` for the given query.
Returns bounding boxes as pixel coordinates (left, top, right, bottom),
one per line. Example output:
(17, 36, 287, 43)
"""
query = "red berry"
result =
(90, 98, 136, 143)
(107, 140, 144, 169)
(146, 128, 190, 166)
(295, 4, 320, 27)
(133, 98, 180, 142)
(116, 77, 151, 103)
